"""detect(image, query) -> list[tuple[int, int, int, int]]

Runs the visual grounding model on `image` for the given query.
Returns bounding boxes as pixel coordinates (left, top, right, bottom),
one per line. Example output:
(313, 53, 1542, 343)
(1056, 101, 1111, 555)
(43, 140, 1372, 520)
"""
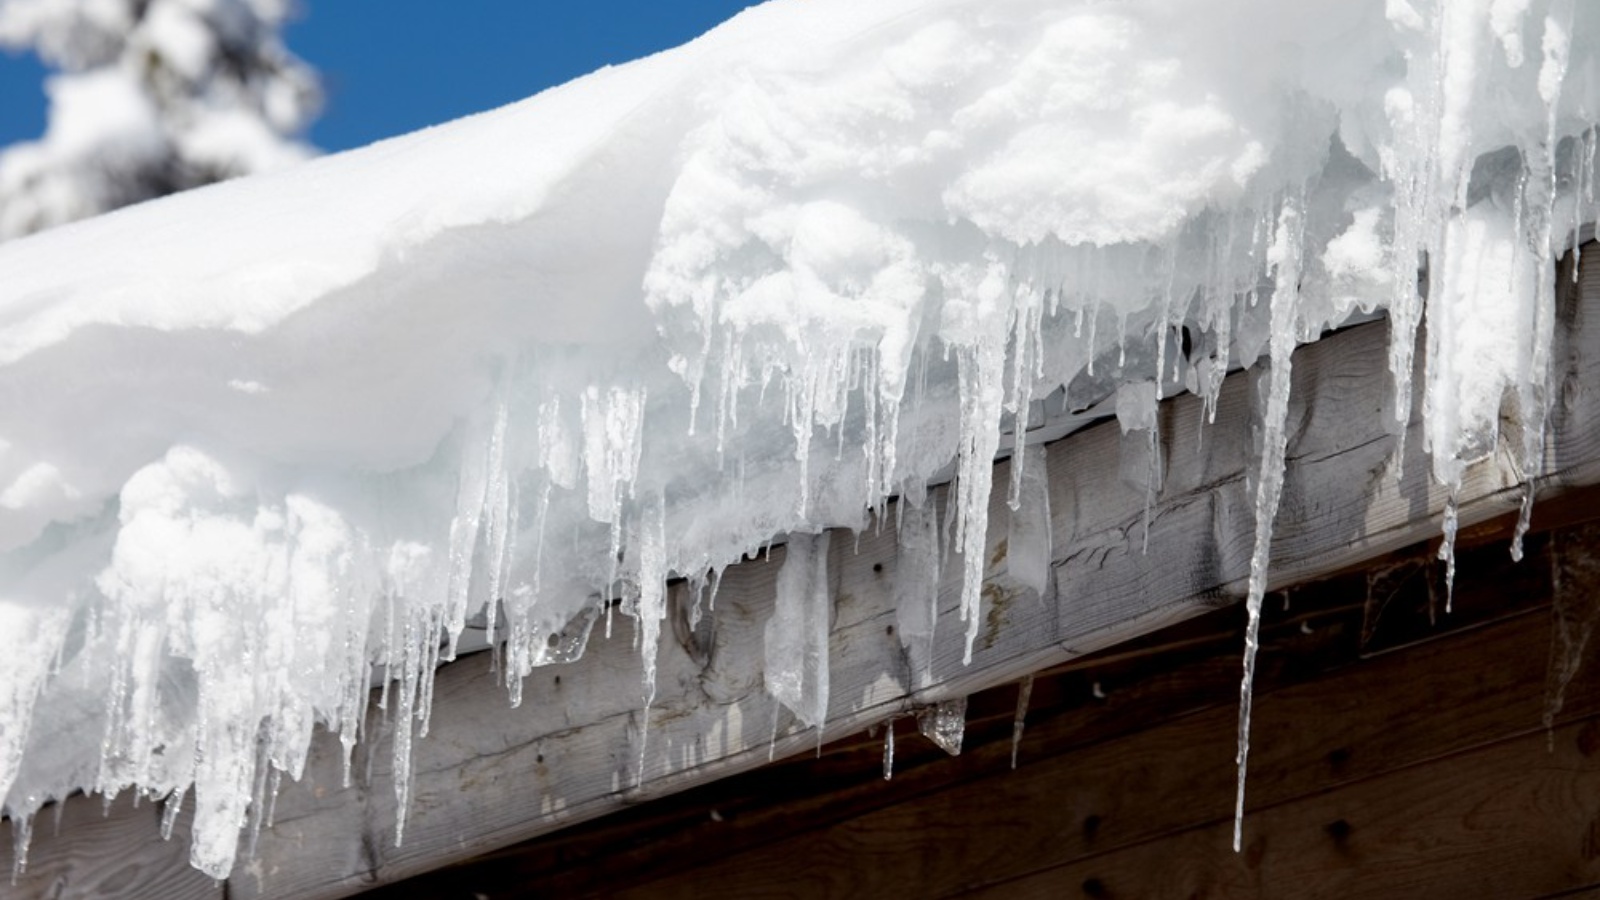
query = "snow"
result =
(1, 0, 1599, 879)
(0, 0, 319, 238)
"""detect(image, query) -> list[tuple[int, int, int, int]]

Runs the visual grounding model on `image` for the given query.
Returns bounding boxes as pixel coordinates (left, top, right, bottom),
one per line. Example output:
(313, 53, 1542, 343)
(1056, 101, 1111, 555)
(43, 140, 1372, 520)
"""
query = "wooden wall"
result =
(363, 501, 1600, 899)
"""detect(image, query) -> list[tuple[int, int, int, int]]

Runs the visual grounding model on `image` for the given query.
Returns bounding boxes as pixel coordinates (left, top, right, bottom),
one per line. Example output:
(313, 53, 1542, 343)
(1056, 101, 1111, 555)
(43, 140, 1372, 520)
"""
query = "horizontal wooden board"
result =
(973, 716, 1600, 900)
(3, 789, 221, 900)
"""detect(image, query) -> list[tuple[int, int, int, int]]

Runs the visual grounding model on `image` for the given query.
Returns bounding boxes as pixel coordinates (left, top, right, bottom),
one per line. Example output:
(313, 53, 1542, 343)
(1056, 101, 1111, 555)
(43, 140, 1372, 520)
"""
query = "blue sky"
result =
(0, 1, 756, 153)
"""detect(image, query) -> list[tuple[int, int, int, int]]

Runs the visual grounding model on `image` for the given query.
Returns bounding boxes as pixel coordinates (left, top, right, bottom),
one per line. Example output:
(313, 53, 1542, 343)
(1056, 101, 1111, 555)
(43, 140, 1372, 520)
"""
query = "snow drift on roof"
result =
(1, 0, 1598, 878)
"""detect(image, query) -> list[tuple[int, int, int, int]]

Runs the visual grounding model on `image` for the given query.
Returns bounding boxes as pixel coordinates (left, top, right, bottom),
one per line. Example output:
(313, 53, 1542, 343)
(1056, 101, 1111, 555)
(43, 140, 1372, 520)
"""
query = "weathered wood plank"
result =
(1536, 886, 1600, 899)
(3, 790, 221, 900)
(13, 249, 1600, 898)
(969, 716, 1600, 900)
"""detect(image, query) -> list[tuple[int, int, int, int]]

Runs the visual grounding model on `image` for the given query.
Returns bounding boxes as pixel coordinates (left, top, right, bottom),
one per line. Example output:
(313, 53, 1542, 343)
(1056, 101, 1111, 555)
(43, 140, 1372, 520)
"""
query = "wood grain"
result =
(3, 790, 220, 900)
(970, 716, 1600, 900)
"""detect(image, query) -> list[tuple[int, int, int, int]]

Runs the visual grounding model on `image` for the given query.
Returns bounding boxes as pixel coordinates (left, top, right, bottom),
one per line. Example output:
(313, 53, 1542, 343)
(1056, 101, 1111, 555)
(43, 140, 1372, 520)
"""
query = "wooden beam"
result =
(970, 716, 1600, 900)
(10, 250, 1600, 898)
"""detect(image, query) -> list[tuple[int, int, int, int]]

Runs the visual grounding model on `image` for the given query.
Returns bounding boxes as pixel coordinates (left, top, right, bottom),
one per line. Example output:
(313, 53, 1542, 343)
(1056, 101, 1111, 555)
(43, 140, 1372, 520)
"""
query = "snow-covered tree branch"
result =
(0, 0, 319, 239)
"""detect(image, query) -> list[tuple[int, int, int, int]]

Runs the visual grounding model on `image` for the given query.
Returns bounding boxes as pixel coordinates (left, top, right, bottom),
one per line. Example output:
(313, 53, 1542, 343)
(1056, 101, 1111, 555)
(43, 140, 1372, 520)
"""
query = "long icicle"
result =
(1234, 196, 1304, 852)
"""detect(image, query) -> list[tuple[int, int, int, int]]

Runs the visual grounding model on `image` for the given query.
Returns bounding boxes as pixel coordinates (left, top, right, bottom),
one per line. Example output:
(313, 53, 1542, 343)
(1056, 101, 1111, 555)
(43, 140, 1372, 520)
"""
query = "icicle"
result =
(1142, 424, 1161, 553)
(1155, 269, 1174, 403)
(1007, 289, 1043, 510)
(1006, 446, 1053, 598)
(1011, 674, 1034, 770)
(895, 499, 942, 689)
(1234, 197, 1304, 854)
(917, 696, 967, 756)
(443, 405, 496, 660)
(9, 812, 32, 881)
(1380, 1, 1447, 477)
(504, 475, 553, 707)
(763, 532, 832, 731)
(1085, 298, 1099, 376)
(1511, 483, 1535, 562)
(1439, 490, 1459, 614)
(882, 718, 895, 781)
(637, 491, 668, 728)
(480, 402, 517, 659)
(1115, 380, 1161, 552)
(265, 768, 281, 830)
(952, 305, 1009, 665)
(246, 741, 271, 859)
(1204, 246, 1234, 427)
(1512, 0, 1576, 563)
(582, 384, 648, 595)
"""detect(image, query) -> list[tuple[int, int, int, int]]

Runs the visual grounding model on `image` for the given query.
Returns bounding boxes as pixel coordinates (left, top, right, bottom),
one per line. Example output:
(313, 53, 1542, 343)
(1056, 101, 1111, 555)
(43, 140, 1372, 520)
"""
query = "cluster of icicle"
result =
(4, 0, 1600, 881)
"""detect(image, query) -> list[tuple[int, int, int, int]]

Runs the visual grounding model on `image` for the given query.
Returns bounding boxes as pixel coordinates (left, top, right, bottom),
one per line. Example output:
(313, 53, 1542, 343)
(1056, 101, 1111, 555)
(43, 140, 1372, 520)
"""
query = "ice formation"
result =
(1, 0, 1599, 879)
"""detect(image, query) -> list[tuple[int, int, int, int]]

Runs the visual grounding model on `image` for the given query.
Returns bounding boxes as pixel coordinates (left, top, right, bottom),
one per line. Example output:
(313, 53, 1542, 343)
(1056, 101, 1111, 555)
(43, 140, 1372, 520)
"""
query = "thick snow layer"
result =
(2, 0, 1599, 878)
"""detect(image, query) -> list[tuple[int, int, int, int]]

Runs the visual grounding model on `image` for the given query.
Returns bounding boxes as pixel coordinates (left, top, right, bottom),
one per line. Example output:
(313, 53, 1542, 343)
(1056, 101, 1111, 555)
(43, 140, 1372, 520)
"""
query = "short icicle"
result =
(763, 531, 833, 732)
(1011, 674, 1034, 770)
(882, 718, 896, 781)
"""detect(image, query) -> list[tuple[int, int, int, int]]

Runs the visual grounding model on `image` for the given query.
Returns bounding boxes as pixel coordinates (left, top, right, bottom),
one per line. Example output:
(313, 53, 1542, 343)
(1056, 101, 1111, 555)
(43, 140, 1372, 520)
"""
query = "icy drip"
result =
(476, 384, 519, 660)
(1513, 1, 1578, 559)
(916, 696, 966, 756)
(161, 785, 186, 840)
(1006, 287, 1047, 510)
(783, 345, 852, 519)
(947, 265, 1013, 665)
(499, 397, 572, 707)
(1380, 0, 1455, 472)
(1439, 491, 1459, 613)
(1006, 446, 1053, 598)
(1196, 228, 1238, 428)
(894, 498, 943, 689)
(635, 493, 668, 708)
(1115, 382, 1161, 551)
(882, 718, 895, 781)
(581, 385, 647, 596)
(8, 814, 29, 880)
(443, 401, 498, 663)
(763, 531, 832, 731)
(82, 447, 412, 877)
(386, 553, 445, 851)
(1011, 674, 1033, 770)
(1233, 199, 1305, 853)
(953, 337, 1004, 667)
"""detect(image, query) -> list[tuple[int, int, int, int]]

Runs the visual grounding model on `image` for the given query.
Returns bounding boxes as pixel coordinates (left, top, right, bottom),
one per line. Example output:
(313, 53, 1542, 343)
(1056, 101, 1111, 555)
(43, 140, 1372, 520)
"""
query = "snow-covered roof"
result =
(3, 0, 1599, 880)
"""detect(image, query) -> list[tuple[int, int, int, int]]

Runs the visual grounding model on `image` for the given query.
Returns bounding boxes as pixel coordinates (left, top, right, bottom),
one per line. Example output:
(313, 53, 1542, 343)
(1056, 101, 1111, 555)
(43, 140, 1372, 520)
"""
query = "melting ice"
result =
(1, 0, 1598, 878)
